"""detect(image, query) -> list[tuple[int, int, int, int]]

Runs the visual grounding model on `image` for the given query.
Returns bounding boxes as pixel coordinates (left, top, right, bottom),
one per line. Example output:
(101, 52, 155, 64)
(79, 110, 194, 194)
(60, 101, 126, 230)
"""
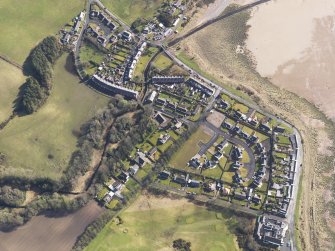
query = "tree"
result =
(173, 239, 191, 251)
(157, 12, 175, 27)
(20, 77, 48, 114)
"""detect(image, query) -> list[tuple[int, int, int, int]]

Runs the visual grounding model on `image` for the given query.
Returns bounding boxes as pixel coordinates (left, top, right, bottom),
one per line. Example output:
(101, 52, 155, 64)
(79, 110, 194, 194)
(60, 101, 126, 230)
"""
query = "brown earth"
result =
(0, 201, 105, 251)
(175, 3, 335, 251)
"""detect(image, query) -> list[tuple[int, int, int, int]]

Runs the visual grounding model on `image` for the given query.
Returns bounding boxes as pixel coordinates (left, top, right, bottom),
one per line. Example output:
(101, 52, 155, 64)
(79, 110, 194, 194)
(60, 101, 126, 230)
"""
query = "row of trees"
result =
(19, 36, 62, 114)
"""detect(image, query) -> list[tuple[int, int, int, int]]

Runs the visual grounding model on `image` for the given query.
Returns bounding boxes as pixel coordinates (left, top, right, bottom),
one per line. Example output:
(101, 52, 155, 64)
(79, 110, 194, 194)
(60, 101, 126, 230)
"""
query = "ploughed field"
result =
(0, 201, 105, 251)
(0, 55, 109, 180)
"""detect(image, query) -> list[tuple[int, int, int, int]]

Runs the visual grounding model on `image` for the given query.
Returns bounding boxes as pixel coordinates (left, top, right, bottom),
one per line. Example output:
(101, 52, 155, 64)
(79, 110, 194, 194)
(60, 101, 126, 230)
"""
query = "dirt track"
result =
(0, 201, 105, 251)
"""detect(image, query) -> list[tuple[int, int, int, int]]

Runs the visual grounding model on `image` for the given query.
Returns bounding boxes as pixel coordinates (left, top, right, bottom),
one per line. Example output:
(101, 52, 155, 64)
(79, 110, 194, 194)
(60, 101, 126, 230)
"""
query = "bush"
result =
(173, 239, 191, 251)
(0, 186, 26, 207)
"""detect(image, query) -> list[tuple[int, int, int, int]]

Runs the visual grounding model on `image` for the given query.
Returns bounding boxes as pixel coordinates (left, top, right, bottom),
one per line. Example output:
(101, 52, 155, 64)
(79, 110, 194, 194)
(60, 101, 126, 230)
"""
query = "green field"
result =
(0, 0, 84, 64)
(170, 126, 212, 168)
(0, 61, 25, 122)
(79, 41, 106, 76)
(0, 54, 109, 180)
(101, 0, 164, 25)
(86, 196, 239, 251)
(153, 53, 173, 70)
(133, 47, 159, 82)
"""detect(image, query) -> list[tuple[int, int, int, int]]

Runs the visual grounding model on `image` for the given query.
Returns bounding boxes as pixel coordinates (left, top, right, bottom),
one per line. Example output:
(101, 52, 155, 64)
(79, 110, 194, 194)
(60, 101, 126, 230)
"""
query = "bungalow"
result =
(129, 164, 139, 175)
(118, 171, 129, 183)
(121, 31, 132, 41)
(174, 121, 183, 130)
(248, 117, 258, 127)
(159, 170, 171, 180)
(233, 173, 243, 184)
(219, 99, 230, 109)
(232, 161, 241, 170)
(234, 192, 246, 201)
(234, 111, 247, 121)
(173, 174, 189, 186)
(103, 191, 114, 204)
(216, 142, 225, 152)
(240, 131, 249, 140)
(256, 143, 264, 153)
(222, 187, 231, 196)
(222, 121, 232, 130)
(147, 91, 157, 103)
(231, 147, 242, 160)
(158, 134, 170, 144)
(154, 112, 166, 124)
(249, 134, 259, 144)
(189, 158, 201, 169)
(134, 151, 147, 167)
(166, 102, 177, 110)
(203, 159, 216, 169)
(147, 147, 157, 158)
(176, 106, 188, 115)
(156, 97, 166, 106)
(252, 194, 262, 204)
(213, 151, 223, 161)
(188, 179, 200, 188)
(259, 123, 271, 132)
(232, 125, 241, 134)
(108, 181, 123, 192)
(274, 126, 285, 133)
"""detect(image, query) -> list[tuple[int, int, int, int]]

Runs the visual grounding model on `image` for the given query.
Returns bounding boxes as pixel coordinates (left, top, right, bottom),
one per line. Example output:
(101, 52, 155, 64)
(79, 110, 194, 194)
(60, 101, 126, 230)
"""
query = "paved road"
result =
(203, 120, 256, 179)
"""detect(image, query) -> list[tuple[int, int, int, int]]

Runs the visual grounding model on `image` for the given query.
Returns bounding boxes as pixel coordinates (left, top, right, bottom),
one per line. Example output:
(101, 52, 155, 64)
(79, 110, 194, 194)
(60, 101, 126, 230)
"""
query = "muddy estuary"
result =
(246, 0, 335, 120)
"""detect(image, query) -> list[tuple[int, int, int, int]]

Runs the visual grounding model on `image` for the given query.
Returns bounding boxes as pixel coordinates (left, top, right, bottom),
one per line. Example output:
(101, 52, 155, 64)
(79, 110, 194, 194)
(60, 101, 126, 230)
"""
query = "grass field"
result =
(153, 53, 173, 70)
(85, 196, 239, 251)
(0, 61, 25, 122)
(101, 0, 164, 25)
(79, 41, 106, 76)
(0, 0, 84, 64)
(0, 54, 109, 180)
(133, 47, 159, 82)
(170, 126, 212, 168)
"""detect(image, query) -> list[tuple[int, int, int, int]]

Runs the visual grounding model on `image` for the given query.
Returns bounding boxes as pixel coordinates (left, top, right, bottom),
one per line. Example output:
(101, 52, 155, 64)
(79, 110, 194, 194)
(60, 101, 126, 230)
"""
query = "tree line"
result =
(19, 36, 62, 114)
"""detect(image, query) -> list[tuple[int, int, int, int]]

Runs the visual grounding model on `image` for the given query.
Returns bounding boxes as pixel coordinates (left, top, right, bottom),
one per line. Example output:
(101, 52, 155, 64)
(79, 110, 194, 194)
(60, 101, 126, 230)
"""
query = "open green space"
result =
(0, 54, 109, 180)
(133, 47, 159, 82)
(0, 61, 25, 122)
(153, 53, 173, 70)
(79, 41, 106, 76)
(0, 0, 83, 64)
(86, 196, 239, 251)
(101, 0, 164, 25)
(169, 126, 212, 168)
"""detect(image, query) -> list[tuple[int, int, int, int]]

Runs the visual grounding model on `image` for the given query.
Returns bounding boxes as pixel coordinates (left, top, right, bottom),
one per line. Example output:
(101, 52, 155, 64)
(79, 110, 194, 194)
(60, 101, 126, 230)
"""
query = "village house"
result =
(159, 170, 171, 180)
(152, 76, 184, 85)
(158, 134, 170, 144)
(256, 216, 288, 247)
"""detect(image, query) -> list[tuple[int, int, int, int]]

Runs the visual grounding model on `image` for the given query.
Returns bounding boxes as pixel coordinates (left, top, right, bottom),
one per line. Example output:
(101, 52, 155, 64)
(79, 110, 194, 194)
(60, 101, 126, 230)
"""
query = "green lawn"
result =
(232, 103, 249, 114)
(101, 0, 164, 25)
(85, 196, 239, 251)
(0, 61, 25, 122)
(153, 53, 173, 70)
(79, 41, 106, 76)
(0, 0, 84, 64)
(169, 126, 212, 168)
(277, 135, 291, 145)
(133, 47, 159, 82)
(0, 54, 109, 180)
